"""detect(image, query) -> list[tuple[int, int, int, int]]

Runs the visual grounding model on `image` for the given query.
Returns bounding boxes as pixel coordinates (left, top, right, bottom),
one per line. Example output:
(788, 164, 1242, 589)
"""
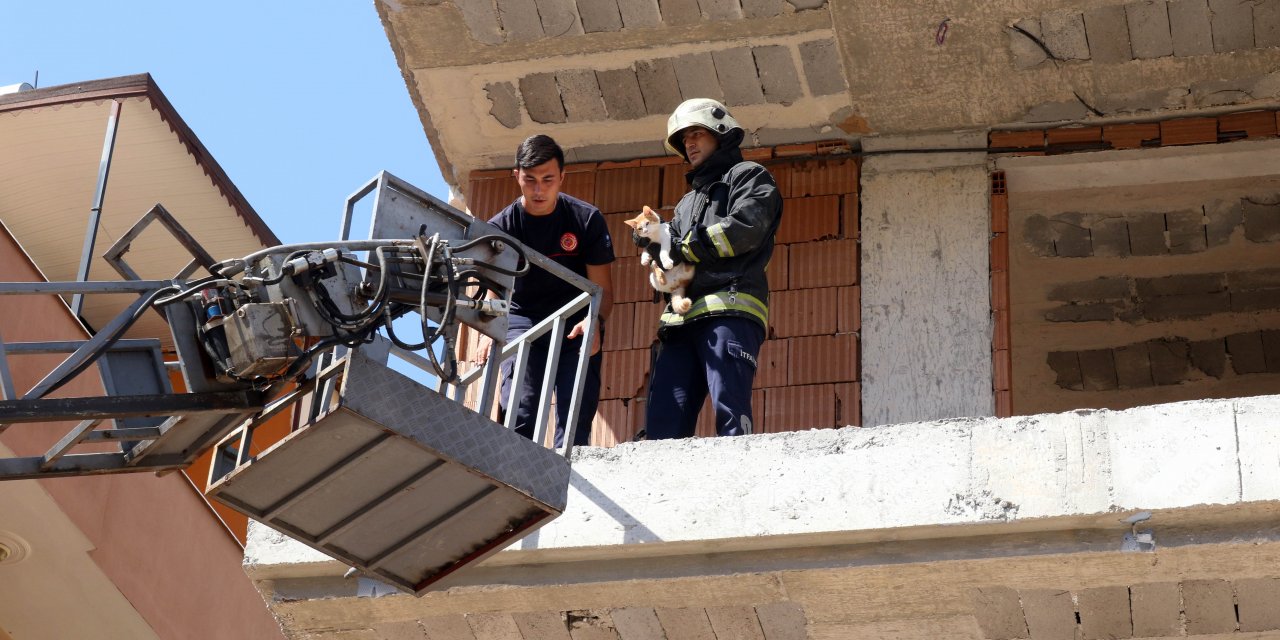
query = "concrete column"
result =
(859, 133, 992, 426)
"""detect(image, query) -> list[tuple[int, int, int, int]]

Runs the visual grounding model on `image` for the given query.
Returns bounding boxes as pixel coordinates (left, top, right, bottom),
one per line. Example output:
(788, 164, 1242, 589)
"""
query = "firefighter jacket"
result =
(660, 145, 783, 332)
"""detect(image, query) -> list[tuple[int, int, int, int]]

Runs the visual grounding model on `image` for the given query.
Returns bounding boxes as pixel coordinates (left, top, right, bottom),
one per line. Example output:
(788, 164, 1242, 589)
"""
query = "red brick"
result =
(995, 390, 1012, 417)
(989, 130, 1045, 149)
(591, 399, 631, 447)
(603, 302, 635, 352)
(599, 159, 642, 169)
(1218, 110, 1278, 139)
(1160, 117, 1218, 146)
(601, 348, 650, 400)
(612, 258, 653, 303)
(789, 334, 858, 385)
(471, 167, 515, 179)
(789, 239, 858, 289)
(753, 338, 788, 389)
(561, 169, 597, 203)
(994, 348, 1011, 392)
(641, 155, 687, 166)
(1045, 126, 1102, 146)
(766, 162, 795, 199)
(777, 196, 840, 244)
(815, 139, 853, 155)
(752, 390, 766, 433)
(774, 142, 818, 157)
(837, 286, 860, 333)
(632, 301, 663, 350)
(834, 382, 860, 427)
(605, 213, 638, 259)
(661, 165, 687, 208)
(695, 400, 714, 438)
(991, 193, 1009, 234)
(594, 166, 662, 213)
(770, 288, 839, 338)
(842, 193, 859, 240)
(467, 177, 519, 220)
(741, 147, 773, 162)
(628, 397, 647, 438)
(765, 384, 835, 432)
(790, 158, 858, 197)
(564, 162, 599, 173)
(767, 244, 789, 291)
(993, 308, 1010, 351)
(1103, 123, 1160, 150)
(990, 234, 1009, 274)
(991, 271, 1009, 312)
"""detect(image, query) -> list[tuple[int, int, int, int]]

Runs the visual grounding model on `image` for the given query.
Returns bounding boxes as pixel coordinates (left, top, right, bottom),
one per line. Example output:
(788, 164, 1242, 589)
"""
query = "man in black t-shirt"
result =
(479, 135, 614, 447)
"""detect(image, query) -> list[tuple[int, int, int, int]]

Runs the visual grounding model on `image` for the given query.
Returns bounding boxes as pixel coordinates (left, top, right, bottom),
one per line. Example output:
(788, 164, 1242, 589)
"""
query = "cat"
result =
(623, 206, 695, 314)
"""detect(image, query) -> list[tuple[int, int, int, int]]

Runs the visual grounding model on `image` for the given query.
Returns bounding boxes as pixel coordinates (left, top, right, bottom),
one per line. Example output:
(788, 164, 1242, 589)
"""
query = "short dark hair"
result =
(515, 134, 565, 170)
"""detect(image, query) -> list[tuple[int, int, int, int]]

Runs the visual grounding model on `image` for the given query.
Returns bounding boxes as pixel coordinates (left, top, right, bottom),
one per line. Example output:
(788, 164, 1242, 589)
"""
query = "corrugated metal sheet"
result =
(776, 195, 840, 244)
(789, 333, 857, 385)
(788, 239, 858, 289)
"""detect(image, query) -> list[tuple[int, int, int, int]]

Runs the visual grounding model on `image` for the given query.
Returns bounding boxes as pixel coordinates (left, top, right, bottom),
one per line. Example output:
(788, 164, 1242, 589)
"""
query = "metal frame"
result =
(71, 99, 123, 317)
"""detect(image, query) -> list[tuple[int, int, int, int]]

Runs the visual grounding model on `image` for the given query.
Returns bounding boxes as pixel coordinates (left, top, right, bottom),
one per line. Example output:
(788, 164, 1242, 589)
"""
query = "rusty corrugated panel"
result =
(788, 239, 857, 289)
(770, 287, 838, 338)
(594, 166, 661, 213)
(789, 333, 857, 385)
(789, 157, 858, 197)
(600, 347, 650, 400)
(765, 383, 834, 432)
(776, 195, 839, 244)
(753, 338, 788, 389)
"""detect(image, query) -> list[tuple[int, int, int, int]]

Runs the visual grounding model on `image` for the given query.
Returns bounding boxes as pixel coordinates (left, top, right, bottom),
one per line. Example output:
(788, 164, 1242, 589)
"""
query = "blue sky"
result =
(0, 0, 449, 244)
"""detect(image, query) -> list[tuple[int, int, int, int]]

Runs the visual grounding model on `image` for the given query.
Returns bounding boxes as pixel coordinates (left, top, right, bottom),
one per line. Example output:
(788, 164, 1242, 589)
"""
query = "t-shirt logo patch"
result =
(560, 232, 579, 252)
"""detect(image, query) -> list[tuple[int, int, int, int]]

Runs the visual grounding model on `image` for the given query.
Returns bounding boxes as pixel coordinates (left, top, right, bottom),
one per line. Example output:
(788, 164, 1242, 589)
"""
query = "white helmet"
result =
(665, 98, 743, 159)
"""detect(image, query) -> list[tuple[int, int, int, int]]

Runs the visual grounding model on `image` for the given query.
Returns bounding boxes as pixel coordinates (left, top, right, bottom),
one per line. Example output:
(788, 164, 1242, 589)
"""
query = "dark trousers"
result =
(645, 316, 764, 439)
(499, 313, 600, 447)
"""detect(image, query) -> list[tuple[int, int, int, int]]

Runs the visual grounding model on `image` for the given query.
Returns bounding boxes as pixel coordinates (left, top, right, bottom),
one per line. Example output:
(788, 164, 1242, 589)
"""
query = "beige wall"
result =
(0, 225, 283, 639)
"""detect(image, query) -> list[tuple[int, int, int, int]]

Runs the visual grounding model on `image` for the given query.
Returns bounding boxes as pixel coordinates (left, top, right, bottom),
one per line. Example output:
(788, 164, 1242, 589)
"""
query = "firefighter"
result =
(644, 98, 782, 439)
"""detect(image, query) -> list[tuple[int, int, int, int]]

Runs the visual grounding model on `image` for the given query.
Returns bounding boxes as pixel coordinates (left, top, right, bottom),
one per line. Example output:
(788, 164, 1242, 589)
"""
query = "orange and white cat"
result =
(623, 206, 695, 314)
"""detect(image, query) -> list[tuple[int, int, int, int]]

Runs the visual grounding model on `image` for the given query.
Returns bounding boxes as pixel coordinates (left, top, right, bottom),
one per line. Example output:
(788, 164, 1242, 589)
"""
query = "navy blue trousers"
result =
(645, 316, 764, 439)
(499, 313, 599, 447)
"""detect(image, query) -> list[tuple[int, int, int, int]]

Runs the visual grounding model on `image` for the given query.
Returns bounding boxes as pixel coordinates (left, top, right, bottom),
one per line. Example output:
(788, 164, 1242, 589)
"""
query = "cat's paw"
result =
(660, 255, 674, 270)
(673, 297, 692, 314)
(640, 252, 652, 266)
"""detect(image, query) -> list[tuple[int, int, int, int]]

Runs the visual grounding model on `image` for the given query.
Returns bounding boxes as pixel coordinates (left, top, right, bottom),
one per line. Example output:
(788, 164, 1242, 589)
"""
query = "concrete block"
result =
(655, 608, 715, 639)
(597, 68, 647, 120)
(1229, 266, 1280, 290)
(497, 0, 545, 42)
(520, 73, 567, 124)
(557, 69, 608, 122)
(753, 45, 803, 105)
(1235, 578, 1280, 632)
(1183, 579, 1237, 635)
(799, 39, 847, 96)
(608, 608, 664, 639)
(617, 0, 661, 29)
(1085, 5, 1134, 64)
(1136, 272, 1224, 297)
(1169, 0, 1215, 55)
(971, 587, 1029, 639)
(673, 52, 725, 105)
(1090, 215, 1131, 256)
(1210, 0, 1255, 51)
(468, 612, 524, 638)
(485, 82, 522, 129)
(1114, 343, 1154, 388)
(635, 58, 683, 116)
(1228, 331, 1267, 374)
(1244, 199, 1280, 242)
(536, 0, 584, 36)
(1236, 396, 1280, 502)
(1166, 209, 1207, 254)
(754, 603, 806, 640)
(1143, 292, 1231, 320)
(1127, 212, 1168, 256)
(513, 611, 571, 639)
(1130, 583, 1181, 637)
(1231, 288, 1280, 312)
(704, 607, 764, 639)
(1127, 1, 1175, 58)
(1190, 338, 1227, 377)
(1050, 216, 1092, 257)
(658, 0, 701, 25)
(1206, 199, 1244, 246)
(1009, 18, 1049, 69)
(712, 47, 766, 107)
(1079, 349, 1119, 391)
(1020, 589, 1076, 640)
(787, 0, 826, 8)
(1256, 0, 1280, 48)
(742, 0, 786, 19)
(1263, 329, 1280, 372)
(1044, 302, 1121, 322)
(1048, 351, 1083, 390)
(1041, 10, 1091, 60)
(457, 0, 504, 45)
(1024, 215, 1056, 256)
(1146, 338, 1191, 384)
(1023, 100, 1092, 123)
(1048, 277, 1130, 302)
(1108, 400, 1240, 508)
(1078, 586, 1132, 639)
(576, 0, 623, 33)
(1191, 77, 1253, 107)
(697, 0, 742, 20)
(422, 615, 478, 640)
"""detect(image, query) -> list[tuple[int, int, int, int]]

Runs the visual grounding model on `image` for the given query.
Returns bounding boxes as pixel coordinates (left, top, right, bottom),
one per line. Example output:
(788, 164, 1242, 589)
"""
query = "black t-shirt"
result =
(489, 193, 614, 320)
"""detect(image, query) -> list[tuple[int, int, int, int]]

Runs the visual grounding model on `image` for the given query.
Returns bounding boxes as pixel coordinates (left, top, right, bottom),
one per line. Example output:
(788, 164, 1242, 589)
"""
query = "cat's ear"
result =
(623, 217, 641, 229)
(641, 205, 659, 222)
